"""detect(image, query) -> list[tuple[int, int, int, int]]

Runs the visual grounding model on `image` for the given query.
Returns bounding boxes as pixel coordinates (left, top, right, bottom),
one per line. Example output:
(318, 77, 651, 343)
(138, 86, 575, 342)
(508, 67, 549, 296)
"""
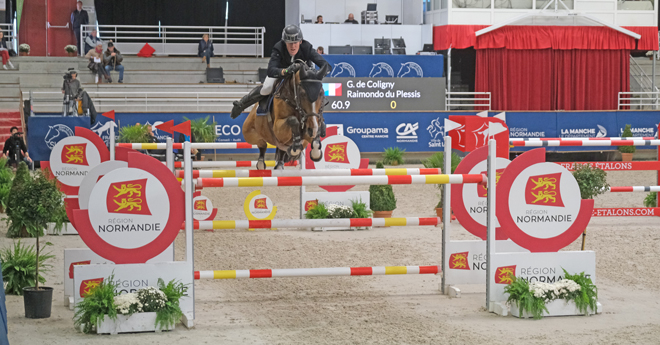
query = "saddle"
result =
(256, 79, 287, 118)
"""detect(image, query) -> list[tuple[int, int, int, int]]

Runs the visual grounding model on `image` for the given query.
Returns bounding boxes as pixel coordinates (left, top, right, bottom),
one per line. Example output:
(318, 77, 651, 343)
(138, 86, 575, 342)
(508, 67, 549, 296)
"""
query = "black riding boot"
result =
(231, 86, 265, 119)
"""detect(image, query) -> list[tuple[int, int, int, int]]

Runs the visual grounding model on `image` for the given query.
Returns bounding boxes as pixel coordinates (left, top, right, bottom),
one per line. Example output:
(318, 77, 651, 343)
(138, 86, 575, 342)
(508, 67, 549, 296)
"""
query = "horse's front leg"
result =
(256, 146, 267, 170)
(274, 148, 285, 170)
(286, 117, 303, 157)
(308, 117, 323, 162)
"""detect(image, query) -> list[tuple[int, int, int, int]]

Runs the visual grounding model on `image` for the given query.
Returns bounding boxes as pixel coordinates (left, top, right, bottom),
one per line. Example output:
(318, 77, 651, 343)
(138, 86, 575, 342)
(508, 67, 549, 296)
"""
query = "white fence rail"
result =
(618, 91, 660, 110)
(0, 23, 18, 52)
(80, 24, 265, 57)
(445, 91, 491, 110)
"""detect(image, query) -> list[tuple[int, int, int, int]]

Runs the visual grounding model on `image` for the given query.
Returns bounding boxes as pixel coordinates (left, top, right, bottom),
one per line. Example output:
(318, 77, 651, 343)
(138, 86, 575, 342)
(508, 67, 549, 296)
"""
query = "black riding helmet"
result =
(282, 25, 303, 43)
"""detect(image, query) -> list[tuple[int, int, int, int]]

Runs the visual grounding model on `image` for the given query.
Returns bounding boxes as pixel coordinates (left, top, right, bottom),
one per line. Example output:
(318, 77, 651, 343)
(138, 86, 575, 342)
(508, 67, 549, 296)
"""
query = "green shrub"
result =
(618, 124, 636, 154)
(184, 116, 218, 142)
(572, 164, 609, 200)
(118, 124, 151, 143)
(155, 278, 188, 330)
(74, 274, 119, 334)
(383, 147, 405, 165)
(0, 240, 53, 295)
(351, 199, 372, 218)
(369, 161, 396, 212)
(6, 169, 63, 238)
(305, 203, 329, 219)
(643, 192, 657, 207)
(422, 152, 462, 208)
(0, 158, 13, 210)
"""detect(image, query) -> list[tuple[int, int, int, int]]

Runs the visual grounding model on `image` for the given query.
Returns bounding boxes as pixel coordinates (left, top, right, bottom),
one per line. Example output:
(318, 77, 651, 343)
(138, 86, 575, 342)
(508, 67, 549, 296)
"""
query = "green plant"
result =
(51, 198, 69, 232)
(572, 164, 609, 200)
(0, 240, 53, 295)
(422, 152, 462, 208)
(643, 192, 657, 207)
(74, 274, 119, 334)
(618, 124, 636, 154)
(155, 278, 188, 330)
(18, 43, 30, 52)
(0, 158, 14, 210)
(562, 269, 598, 316)
(305, 203, 329, 219)
(184, 116, 218, 143)
(369, 162, 397, 212)
(65, 45, 78, 53)
(504, 275, 548, 320)
(382, 147, 405, 165)
(350, 199, 372, 218)
(118, 124, 151, 143)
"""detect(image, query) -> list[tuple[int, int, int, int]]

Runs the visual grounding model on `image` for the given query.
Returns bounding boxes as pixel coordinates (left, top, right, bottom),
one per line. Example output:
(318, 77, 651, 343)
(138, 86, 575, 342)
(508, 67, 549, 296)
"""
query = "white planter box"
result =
(96, 312, 174, 335)
(311, 226, 371, 231)
(510, 300, 602, 318)
(47, 222, 77, 235)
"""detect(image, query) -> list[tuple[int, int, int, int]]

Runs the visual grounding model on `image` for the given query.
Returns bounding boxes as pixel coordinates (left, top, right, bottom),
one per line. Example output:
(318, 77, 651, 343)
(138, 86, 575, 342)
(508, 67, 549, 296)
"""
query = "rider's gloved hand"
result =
(282, 63, 302, 76)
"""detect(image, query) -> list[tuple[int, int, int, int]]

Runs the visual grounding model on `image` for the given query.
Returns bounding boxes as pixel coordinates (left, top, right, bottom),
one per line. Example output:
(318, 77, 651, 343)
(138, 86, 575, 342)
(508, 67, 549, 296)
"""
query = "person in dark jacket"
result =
(2, 127, 32, 169)
(230, 25, 329, 119)
(61, 70, 97, 124)
(103, 42, 124, 83)
(84, 29, 102, 55)
(198, 34, 214, 68)
(71, 1, 89, 53)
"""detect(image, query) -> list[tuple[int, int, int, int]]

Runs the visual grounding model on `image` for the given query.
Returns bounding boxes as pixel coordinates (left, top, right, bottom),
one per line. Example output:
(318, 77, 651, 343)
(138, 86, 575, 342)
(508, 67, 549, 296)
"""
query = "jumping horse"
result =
(242, 62, 329, 169)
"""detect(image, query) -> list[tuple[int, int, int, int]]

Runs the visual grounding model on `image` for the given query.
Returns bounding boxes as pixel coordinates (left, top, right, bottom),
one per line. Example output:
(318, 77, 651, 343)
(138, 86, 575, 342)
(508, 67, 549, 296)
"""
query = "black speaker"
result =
(206, 67, 225, 83)
(258, 68, 268, 83)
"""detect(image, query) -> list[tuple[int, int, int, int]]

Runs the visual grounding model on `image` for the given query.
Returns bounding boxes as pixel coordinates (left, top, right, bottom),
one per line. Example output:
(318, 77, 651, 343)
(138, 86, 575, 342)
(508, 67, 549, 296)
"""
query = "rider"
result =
(230, 25, 329, 119)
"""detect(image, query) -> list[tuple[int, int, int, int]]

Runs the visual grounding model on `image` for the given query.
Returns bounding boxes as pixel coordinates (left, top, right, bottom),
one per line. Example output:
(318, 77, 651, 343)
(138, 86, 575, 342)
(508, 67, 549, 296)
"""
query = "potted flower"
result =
(305, 199, 371, 231)
(5, 163, 65, 318)
(646, 51, 654, 60)
(422, 152, 462, 219)
(184, 116, 218, 161)
(383, 147, 405, 166)
(369, 162, 396, 218)
(74, 275, 188, 334)
(65, 45, 78, 57)
(0, 240, 54, 296)
(18, 43, 30, 56)
(505, 269, 599, 319)
(618, 124, 635, 161)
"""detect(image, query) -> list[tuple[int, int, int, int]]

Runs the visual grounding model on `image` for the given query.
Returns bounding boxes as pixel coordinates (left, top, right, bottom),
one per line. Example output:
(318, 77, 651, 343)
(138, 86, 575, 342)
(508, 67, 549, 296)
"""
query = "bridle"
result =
(277, 61, 326, 134)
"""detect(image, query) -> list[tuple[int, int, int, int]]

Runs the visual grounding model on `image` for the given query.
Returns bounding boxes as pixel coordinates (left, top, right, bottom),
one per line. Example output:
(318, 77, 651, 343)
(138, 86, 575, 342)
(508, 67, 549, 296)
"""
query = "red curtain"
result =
(476, 49, 630, 111)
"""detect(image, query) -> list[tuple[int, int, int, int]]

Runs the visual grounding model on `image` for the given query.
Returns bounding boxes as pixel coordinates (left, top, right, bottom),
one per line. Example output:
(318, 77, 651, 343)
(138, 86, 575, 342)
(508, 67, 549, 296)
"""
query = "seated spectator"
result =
(315, 15, 324, 24)
(317, 46, 324, 55)
(103, 42, 124, 83)
(61, 70, 97, 124)
(85, 42, 110, 84)
(344, 13, 358, 24)
(0, 31, 15, 70)
(198, 34, 214, 68)
(84, 29, 102, 55)
(2, 127, 32, 170)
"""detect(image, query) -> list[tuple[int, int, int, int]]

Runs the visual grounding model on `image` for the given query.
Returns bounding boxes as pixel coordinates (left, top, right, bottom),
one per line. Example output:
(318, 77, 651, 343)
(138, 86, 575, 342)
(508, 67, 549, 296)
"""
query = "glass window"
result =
(617, 0, 653, 10)
(433, 0, 441, 9)
(453, 0, 491, 8)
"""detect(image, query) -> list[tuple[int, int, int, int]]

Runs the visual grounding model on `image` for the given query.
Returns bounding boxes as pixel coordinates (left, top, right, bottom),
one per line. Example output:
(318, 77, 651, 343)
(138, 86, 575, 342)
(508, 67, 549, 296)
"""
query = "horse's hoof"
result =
(288, 144, 303, 157)
(312, 140, 321, 150)
(274, 162, 284, 170)
(256, 160, 266, 170)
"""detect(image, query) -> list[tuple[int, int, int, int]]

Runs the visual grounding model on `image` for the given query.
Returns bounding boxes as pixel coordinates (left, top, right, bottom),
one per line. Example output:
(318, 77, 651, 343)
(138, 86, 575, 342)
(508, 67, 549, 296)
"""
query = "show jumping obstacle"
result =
(194, 265, 440, 280)
(176, 168, 443, 178)
(509, 139, 660, 147)
(192, 217, 442, 230)
(608, 186, 660, 192)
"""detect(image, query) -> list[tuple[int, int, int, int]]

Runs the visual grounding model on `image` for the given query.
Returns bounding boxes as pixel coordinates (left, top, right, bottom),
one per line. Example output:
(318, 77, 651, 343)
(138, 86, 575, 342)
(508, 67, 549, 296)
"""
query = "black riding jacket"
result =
(267, 40, 329, 78)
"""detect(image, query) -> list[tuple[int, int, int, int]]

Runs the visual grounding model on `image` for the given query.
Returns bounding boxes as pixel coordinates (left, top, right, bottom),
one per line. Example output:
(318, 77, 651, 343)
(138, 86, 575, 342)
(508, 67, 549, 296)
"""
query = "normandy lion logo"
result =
(494, 265, 516, 284)
(107, 178, 152, 215)
(449, 252, 470, 270)
(524, 173, 565, 207)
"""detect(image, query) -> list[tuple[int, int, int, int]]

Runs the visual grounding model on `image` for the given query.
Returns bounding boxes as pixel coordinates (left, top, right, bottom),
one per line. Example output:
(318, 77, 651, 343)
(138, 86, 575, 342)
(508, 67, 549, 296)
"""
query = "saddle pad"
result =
(257, 79, 287, 116)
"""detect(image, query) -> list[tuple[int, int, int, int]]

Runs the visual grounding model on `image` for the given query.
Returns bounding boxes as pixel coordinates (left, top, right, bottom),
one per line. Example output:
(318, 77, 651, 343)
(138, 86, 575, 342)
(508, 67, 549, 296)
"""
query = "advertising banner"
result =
(27, 116, 90, 162)
(444, 240, 527, 285)
(323, 55, 444, 78)
(322, 77, 446, 111)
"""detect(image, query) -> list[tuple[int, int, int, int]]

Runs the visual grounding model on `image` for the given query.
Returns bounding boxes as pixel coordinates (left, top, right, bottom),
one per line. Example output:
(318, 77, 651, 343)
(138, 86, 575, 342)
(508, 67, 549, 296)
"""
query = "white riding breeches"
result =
(261, 76, 277, 95)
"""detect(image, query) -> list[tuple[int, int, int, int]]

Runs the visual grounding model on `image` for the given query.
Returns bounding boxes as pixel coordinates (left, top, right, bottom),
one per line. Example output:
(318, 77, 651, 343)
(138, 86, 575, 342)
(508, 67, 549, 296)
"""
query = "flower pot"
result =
(509, 299, 601, 318)
(621, 152, 633, 161)
(373, 210, 393, 218)
(67, 51, 77, 57)
(19, 51, 29, 56)
(23, 286, 54, 319)
(97, 312, 175, 334)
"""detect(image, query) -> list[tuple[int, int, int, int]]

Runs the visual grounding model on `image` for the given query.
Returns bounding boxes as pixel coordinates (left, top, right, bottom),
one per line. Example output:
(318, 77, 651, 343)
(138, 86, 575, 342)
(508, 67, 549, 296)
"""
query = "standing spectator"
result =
(198, 34, 214, 68)
(317, 46, 324, 55)
(344, 13, 359, 24)
(84, 29, 102, 55)
(315, 15, 324, 24)
(2, 127, 32, 170)
(85, 42, 110, 84)
(103, 42, 124, 83)
(71, 1, 89, 53)
(0, 31, 14, 70)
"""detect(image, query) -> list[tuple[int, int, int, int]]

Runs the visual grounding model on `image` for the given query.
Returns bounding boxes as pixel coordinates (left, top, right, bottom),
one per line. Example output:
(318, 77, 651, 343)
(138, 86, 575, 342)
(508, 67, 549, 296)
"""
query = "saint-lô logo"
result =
(106, 178, 152, 215)
(494, 265, 517, 284)
(80, 278, 104, 297)
(61, 143, 89, 166)
(194, 199, 208, 211)
(449, 252, 470, 270)
(524, 173, 564, 207)
(69, 260, 91, 279)
(304, 199, 319, 211)
(254, 198, 268, 209)
(324, 142, 349, 163)
(477, 169, 504, 198)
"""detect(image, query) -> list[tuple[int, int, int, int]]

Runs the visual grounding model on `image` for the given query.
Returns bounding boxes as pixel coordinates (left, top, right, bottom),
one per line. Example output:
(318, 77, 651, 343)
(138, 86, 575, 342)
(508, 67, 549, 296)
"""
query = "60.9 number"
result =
(330, 101, 351, 110)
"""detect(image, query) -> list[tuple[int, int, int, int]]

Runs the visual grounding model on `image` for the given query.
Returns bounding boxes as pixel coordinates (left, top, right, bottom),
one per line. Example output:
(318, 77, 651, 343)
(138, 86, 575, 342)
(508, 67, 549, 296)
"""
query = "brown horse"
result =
(242, 63, 328, 169)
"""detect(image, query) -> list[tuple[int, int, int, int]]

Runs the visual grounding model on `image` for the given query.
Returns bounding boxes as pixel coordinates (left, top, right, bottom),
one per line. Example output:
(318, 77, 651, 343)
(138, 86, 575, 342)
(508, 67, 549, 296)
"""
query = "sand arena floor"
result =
(2, 166, 660, 345)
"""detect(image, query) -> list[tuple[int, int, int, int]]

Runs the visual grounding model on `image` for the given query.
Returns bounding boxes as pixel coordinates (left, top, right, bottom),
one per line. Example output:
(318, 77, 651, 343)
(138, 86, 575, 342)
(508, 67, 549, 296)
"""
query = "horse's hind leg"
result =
(256, 146, 267, 170)
(274, 149, 285, 170)
(285, 117, 304, 157)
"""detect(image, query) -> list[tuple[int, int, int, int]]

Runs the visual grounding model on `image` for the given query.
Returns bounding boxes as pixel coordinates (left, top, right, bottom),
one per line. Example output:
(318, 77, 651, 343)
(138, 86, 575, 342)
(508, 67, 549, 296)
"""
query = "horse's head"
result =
(292, 63, 329, 139)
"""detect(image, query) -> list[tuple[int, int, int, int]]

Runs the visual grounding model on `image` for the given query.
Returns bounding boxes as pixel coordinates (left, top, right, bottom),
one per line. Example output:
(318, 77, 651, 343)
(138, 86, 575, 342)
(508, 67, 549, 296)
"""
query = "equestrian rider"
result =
(230, 25, 330, 119)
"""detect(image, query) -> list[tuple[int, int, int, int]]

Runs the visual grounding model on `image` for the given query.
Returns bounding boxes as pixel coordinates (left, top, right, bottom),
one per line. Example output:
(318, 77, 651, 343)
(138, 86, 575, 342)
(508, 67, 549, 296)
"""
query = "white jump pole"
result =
(166, 137, 174, 174)
(441, 135, 451, 295)
(109, 122, 115, 161)
(183, 141, 195, 320)
(486, 139, 497, 312)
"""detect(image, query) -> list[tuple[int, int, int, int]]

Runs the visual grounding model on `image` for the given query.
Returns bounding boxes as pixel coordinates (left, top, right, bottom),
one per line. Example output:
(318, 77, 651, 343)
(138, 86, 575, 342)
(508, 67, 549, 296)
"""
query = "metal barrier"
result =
(80, 24, 265, 57)
(618, 91, 660, 110)
(445, 91, 491, 110)
(24, 91, 248, 112)
(0, 23, 18, 52)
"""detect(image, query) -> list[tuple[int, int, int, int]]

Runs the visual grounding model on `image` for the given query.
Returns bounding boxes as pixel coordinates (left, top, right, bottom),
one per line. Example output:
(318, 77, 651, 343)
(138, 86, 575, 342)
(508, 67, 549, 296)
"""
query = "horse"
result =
(242, 63, 329, 170)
